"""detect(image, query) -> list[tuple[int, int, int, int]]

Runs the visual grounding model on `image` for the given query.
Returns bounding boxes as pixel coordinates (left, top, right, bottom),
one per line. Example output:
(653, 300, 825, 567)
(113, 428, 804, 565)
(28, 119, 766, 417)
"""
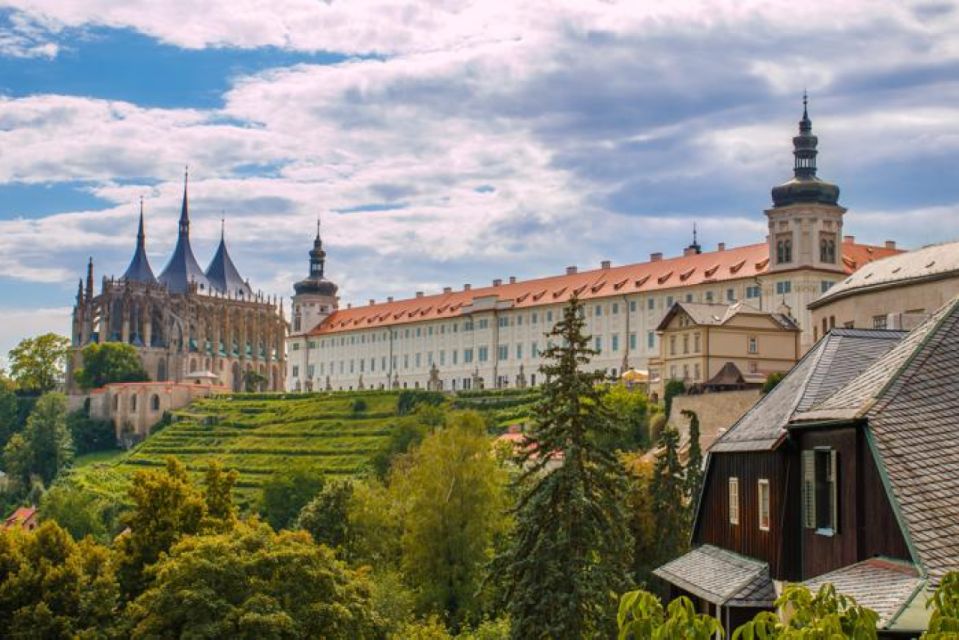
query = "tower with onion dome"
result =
(291, 218, 339, 336)
(766, 94, 847, 275)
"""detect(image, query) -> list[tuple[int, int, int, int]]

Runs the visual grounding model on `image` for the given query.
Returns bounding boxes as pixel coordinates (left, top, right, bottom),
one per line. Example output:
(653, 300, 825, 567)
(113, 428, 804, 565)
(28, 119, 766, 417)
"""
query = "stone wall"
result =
(668, 388, 762, 454)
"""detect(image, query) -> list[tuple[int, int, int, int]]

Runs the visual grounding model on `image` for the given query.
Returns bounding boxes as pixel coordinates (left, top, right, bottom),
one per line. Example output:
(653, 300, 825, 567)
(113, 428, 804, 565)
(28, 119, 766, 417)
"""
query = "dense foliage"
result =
(7, 333, 69, 394)
(500, 297, 631, 639)
(762, 371, 786, 394)
(73, 342, 149, 390)
(2, 392, 73, 491)
(258, 464, 326, 531)
(663, 379, 686, 417)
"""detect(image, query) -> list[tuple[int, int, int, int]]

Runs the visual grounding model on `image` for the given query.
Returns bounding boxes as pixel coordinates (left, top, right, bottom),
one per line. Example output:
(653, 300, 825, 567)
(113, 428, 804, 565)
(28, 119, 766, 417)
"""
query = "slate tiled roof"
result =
(709, 328, 905, 452)
(657, 300, 799, 332)
(205, 234, 253, 298)
(810, 240, 959, 309)
(653, 544, 775, 607)
(804, 558, 923, 628)
(310, 241, 897, 335)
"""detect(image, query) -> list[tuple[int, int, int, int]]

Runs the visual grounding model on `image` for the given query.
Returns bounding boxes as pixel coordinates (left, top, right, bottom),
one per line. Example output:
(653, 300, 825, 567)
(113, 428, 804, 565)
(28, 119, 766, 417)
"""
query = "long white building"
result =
(285, 102, 900, 392)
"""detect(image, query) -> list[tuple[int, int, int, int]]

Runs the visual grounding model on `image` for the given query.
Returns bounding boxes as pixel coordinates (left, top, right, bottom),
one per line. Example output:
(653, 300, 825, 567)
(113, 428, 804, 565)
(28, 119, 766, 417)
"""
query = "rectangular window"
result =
(729, 477, 740, 525)
(629, 333, 637, 350)
(693, 363, 700, 380)
(292, 342, 300, 351)
(646, 331, 653, 349)
(547, 311, 553, 323)
(452, 350, 458, 364)
(670, 335, 676, 355)
(464, 348, 474, 363)
(873, 315, 888, 329)
(748, 336, 758, 354)
(758, 479, 771, 531)
(532, 312, 538, 324)
(666, 296, 674, 308)
(776, 281, 792, 295)
(705, 291, 714, 303)
(727, 288, 735, 302)
(516, 344, 523, 359)
(647, 298, 655, 311)
(517, 315, 523, 326)
(685, 293, 694, 302)
(499, 316, 509, 328)
(415, 353, 421, 368)
(292, 365, 299, 377)
(612, 302, 619, 314)
(478, 346, 489, 362)
(802, 449, 838, 533)
(440, 350, 445, 365)
(611, 334, 619, 352)
(594, 337, 602, 353)
(746, 286, 761, 299)
(630, 300, 638, 312)
(595, 305, 602, 317)
(427, 352, 433, 365)
(403, 355, 409, 369)
(531, 341, 539, 358)
(821, 280, 833, 293)
(694, 333, 701, 353)
(478, 319, 489, 329)
(498, 345, 508, 361)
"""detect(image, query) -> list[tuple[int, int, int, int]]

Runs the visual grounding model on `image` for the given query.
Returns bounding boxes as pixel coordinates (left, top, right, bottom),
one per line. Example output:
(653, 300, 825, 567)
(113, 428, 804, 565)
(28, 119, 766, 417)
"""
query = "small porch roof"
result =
(653, 544, 775, 608)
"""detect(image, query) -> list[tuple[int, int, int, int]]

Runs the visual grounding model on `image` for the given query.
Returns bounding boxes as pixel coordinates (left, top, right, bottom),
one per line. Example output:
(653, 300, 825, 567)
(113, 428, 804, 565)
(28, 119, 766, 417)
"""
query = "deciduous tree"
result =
(125, 521, 379, 639)
(500, 297, 632, 639)
(297, 478, 354, 551)
(73, 342, 148, 390)
(4, 392, 73, 488)
(7, 334, 69, 393)
(258, 464, 325, 531)
(391, 411, 509, 628)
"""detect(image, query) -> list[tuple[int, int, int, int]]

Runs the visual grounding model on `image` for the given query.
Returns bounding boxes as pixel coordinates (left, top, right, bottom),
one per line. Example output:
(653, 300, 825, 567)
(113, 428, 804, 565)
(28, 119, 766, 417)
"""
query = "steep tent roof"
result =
(158, 171, 212, 295)
(709, 328, 906, 453)
(205, 220, 253, 298)
(121, 199, 158, 285)
(794, 296, 959, 584)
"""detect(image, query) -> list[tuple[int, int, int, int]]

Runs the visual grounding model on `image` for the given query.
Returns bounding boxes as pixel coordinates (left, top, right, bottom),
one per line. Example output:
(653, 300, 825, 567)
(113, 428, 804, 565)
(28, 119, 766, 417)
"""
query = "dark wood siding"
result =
(694, 450, 800, 580)
(800, 427, 859, 578)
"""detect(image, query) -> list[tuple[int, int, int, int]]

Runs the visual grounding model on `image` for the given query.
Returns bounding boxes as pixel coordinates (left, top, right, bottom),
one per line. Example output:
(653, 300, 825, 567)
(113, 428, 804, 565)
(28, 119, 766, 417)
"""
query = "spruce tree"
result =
(501, 296, 631, 639)
(681, 409, 704, 511)
(649, 427, 689, 580)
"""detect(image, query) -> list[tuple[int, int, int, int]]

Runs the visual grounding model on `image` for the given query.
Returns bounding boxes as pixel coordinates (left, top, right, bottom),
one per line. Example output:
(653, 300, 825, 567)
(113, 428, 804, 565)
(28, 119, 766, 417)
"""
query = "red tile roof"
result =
(4, 506, 38, 529)
(309, 241, 901, 336)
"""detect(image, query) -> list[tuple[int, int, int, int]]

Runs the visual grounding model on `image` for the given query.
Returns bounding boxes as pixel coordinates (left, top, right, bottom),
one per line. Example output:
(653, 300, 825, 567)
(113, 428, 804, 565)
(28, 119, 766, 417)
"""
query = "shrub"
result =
(762, 371, 786, 394)
(663, 380, 686, 417)
(397, 389, 445, 416)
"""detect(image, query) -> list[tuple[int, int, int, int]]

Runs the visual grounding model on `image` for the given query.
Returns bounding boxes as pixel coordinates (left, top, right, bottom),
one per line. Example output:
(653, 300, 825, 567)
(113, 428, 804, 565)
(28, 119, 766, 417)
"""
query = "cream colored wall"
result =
(810, 276, 959, 338)
(285, 265, 839, 392)
(88, 382, 225, 443)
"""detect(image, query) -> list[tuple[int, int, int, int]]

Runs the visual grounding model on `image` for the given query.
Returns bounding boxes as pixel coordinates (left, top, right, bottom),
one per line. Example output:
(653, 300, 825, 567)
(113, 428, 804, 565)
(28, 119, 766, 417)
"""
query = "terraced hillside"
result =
(452, 388, 541, 429)
(75, 392, 403, 507)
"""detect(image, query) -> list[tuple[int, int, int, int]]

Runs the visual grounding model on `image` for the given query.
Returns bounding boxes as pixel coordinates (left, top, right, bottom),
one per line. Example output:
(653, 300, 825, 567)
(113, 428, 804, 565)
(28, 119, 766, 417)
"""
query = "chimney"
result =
(601, 260, 611, 270)
(844, 235, 855, 244)
(443, 286, 452, 294)
(718, 242, 726, 251)
(885, 240, 897, 250)
(566, 266, 577, 275)
(368, 299, 375, 306)
(650, 252, 662, 262)
(416, 291, 424, 298)
(387, 296, 394, 303)
(493, 278, 502, 287)
(464, 284, 471, 291)
(509, 276, 517, 284)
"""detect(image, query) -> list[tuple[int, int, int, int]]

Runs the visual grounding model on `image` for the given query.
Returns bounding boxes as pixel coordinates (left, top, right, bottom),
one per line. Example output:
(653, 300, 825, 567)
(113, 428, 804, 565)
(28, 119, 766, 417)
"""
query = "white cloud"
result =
(0, 307, 71, 369)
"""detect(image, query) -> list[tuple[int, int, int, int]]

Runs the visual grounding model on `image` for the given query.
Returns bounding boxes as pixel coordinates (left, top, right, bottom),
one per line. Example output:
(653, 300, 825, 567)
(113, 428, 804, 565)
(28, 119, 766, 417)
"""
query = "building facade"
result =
(68, 174, 287, 394)
(649, 301, 800, 397)
(809, 239, 959, 339)
(286, 102, 900, 392)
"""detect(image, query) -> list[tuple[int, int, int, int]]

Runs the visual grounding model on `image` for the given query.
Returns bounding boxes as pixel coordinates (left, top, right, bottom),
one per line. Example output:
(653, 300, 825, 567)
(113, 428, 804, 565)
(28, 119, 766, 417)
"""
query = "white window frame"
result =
(729, 477, 740, 525)
(758, 479, 771, 531)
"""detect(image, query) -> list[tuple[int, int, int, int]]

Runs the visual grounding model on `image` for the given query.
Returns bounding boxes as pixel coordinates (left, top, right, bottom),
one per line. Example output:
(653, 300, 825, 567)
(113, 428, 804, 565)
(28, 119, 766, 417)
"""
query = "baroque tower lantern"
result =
(291, 219, 339, 334)
(765, 95, 846, 275)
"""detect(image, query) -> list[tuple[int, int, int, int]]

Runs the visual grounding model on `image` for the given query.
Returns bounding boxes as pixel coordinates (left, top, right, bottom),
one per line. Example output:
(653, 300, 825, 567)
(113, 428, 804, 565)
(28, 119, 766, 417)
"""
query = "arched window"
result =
(820, 236, 836, 263)
(130, 394, 137, 411)
(150, 394, 160, 411)
(783, 239, 792, 263)
(113, 394, 119, 411)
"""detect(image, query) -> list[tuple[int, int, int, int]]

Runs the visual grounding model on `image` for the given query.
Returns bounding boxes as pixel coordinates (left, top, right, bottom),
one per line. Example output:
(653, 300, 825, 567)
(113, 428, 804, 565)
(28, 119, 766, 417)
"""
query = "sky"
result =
(1, 0, 959, 362)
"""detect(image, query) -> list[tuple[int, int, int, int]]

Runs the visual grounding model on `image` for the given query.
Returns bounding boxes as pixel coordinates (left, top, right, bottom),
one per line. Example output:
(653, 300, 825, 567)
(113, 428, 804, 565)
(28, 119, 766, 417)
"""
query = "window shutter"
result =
(830, 450, 839, 533)
(802, 450, 816, 529)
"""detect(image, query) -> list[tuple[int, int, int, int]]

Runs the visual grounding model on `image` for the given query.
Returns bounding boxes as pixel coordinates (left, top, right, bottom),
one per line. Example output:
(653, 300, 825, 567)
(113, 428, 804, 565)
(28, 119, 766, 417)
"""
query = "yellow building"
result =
(808, 240, 959, 339)
(650, 301, 800, 397)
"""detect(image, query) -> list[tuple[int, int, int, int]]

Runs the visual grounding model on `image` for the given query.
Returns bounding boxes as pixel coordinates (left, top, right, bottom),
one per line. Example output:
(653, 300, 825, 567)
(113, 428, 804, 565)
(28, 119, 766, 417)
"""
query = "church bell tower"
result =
(291, 219, 339, 335)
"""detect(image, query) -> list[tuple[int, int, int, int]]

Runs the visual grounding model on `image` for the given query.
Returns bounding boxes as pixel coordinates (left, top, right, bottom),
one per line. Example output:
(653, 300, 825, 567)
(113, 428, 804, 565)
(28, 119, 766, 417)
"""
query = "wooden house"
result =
(654, 295, 959, 636)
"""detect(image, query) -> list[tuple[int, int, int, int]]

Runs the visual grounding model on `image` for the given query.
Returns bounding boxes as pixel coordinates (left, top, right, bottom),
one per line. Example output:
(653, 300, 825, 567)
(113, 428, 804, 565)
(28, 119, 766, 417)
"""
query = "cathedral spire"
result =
(179, 166, 190, 237)
(85, 257, 94, 302)
(122, 197, 158, 284)
(205, 212, 253, 298)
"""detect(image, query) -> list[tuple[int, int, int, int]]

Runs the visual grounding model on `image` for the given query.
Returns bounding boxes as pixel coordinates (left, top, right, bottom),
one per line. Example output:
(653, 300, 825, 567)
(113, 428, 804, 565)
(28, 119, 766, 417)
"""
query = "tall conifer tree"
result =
(501, 296, 631, 639)
(649, 427, 689, 579)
